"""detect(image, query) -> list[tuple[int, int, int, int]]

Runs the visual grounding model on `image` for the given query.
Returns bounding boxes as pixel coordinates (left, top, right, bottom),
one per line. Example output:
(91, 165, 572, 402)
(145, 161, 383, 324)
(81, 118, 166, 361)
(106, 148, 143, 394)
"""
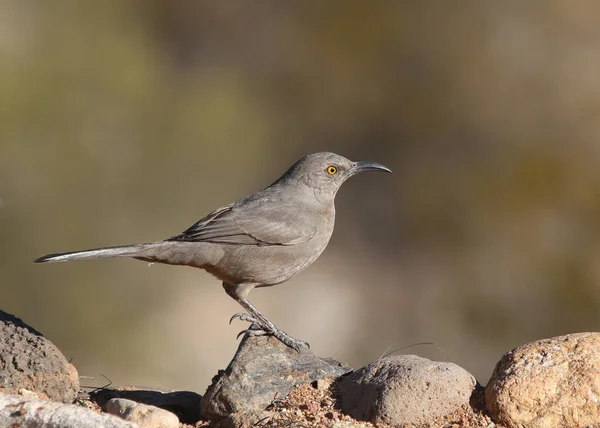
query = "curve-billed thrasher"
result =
(35, 152, 391, 351)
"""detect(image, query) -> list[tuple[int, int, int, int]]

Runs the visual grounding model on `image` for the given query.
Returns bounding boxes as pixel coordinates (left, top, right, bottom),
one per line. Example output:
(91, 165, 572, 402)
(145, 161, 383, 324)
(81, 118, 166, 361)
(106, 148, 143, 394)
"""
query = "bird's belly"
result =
(214, 238, 329, 286)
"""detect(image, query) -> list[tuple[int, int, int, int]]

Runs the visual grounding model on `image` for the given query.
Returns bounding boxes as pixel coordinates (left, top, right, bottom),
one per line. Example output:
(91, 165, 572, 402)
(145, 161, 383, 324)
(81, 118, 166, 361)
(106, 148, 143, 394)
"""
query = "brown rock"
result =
(0, 391, 140, 428)
(17, 388, 44, 399)
(106, 398, 179, 428)
(316, 378, 328, 390)
(91, 386, 202, 424)
(200, 332, 350, 420)
(337, 354, 476, 425)
(218, 411, 272, 428)
(0, 310, 79, 403)
(485, 332, 600, 428)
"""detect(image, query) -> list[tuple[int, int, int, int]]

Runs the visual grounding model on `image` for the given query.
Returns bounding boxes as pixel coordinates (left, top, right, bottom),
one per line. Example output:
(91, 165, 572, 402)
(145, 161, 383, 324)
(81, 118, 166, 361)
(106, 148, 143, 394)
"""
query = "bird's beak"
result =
(350, 161, 392, 176)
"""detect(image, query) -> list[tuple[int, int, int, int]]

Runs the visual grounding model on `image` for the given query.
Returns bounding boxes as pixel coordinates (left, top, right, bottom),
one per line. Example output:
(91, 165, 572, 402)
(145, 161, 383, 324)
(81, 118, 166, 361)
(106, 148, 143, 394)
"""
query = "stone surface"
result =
(337, 354, 476, 425)
(200, 333, 351, 419)
(218, 411, 273, 428)
(0, 310, 80, 403)
(92, 386, 202, 424)
(106, 398, 179, 428)
(486, 332, 600, 428)
(0, 391, 140, 427)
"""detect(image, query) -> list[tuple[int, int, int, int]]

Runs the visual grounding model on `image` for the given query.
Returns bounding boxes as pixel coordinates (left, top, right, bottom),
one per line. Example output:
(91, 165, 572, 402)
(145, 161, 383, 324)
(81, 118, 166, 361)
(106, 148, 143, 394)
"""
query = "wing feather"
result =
(168, 199, 315, 246)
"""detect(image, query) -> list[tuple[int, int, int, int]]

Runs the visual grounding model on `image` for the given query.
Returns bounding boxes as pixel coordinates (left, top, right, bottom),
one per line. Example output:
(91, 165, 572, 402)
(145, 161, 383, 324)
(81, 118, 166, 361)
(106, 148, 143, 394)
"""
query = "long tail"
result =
(34, 243, 157, 264)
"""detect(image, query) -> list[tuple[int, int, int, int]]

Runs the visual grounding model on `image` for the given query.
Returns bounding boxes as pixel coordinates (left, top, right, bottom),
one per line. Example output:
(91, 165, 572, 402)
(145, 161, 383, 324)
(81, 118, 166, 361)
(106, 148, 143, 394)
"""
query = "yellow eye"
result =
(327, 166, 338, 175)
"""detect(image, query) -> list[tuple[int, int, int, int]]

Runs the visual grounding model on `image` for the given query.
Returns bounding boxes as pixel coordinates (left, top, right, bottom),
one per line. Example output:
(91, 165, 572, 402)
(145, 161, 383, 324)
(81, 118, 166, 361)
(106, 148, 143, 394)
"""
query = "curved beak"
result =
(350, 161, 392, 176)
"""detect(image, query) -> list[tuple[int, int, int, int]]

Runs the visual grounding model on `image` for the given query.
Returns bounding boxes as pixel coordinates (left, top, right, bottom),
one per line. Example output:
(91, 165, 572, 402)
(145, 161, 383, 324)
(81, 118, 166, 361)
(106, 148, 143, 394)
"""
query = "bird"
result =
(35, 152, 391, 351)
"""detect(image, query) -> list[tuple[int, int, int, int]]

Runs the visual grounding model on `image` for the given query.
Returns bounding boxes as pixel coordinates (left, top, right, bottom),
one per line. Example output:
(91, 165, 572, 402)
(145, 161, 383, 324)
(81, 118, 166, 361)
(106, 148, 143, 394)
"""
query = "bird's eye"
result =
(327, 166, 338, 175)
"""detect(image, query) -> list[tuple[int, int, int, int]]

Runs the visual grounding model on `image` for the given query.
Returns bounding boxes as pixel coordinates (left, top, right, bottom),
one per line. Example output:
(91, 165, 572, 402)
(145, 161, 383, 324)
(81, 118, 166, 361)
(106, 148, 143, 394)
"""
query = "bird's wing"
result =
(168, 202, 316, 246)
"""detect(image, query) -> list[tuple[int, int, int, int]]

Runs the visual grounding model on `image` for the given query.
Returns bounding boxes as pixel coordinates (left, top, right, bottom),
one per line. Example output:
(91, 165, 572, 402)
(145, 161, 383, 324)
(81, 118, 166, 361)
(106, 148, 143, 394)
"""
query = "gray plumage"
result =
(35, 152, 391, 351)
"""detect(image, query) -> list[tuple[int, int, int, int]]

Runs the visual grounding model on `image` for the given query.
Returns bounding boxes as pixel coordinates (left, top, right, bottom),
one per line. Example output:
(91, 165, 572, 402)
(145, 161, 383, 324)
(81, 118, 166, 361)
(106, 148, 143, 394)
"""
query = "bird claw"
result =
(275, 333, 310, 353)
(229, 311, 310, 352)
(235, 326, 310, 352)
(236, 327, 268, 340)
(236, 322, 268, 339)
(229, 313, 258, 325)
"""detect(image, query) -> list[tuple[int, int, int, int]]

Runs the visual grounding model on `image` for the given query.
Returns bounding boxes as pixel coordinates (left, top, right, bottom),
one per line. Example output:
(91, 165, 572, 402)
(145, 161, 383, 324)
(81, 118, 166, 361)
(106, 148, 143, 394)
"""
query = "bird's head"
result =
(280, 152, 392, 197)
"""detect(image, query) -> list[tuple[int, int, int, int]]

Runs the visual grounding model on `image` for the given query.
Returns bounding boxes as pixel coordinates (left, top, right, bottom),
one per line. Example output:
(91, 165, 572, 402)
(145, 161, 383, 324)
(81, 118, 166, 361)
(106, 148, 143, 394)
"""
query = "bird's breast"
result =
(212, 222, 334, 286)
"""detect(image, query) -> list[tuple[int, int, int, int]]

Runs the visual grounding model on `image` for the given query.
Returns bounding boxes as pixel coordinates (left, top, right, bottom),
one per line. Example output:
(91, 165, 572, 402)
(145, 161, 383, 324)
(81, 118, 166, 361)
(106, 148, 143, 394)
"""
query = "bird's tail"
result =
(34, 243, 157, 264)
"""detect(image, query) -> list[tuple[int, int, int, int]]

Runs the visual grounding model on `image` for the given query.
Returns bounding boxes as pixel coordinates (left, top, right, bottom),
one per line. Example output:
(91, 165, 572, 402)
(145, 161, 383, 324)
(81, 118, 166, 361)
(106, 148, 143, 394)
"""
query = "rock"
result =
(17, 388, 43, 399)
(219, 411, 273, 428)
(0, 310, 79, 403)
(337, 354, 476, 425)
(106, 398, 179, 428)
(330, 421, 373, 428)
(316, 378, 328, 390)
(485, 332, 600, 428)
(0, 391, 140, 427)
(91, 386, 202, 424)
(200, 333, 351, 419)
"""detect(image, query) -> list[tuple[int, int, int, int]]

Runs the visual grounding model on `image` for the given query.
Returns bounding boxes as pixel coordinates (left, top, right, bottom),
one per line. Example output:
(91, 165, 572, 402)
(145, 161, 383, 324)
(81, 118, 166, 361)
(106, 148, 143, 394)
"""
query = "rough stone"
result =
(218, 411, 273, 428)
(486, 332, 600, 428)
(91, 386, 202, 424)
(200, 332, 351, 419)
(337, 354, 476, 425)
(0, 391, 140, 427)
(17, 388, 43, 399)
(106, 398, 179, 428)
(316, 378, 328, 390)
(0, 310, 79, 403)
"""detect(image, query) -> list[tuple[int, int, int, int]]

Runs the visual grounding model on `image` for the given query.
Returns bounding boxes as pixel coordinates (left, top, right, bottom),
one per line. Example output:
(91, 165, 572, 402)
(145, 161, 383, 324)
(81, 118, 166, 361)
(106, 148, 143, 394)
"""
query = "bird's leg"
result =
(223, 282, 310, 352)
(236, 297, 310, 352)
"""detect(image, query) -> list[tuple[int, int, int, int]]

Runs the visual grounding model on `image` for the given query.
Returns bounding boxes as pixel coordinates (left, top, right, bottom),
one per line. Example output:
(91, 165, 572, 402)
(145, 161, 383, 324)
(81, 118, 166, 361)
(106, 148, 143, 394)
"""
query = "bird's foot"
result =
(230, 313, 310, 352)
(270, 329, 310, 353)
(236, 322, 268, 339)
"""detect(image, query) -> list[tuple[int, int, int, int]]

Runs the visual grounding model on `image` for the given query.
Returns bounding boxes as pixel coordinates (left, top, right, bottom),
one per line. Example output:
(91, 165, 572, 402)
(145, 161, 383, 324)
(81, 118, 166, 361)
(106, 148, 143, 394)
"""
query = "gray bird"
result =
(35, 152, 391, 351)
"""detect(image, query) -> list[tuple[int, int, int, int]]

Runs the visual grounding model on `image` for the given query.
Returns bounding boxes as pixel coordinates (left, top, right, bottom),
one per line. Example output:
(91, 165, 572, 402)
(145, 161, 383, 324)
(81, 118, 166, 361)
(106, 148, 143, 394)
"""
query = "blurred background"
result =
(2, 1, 600, 392)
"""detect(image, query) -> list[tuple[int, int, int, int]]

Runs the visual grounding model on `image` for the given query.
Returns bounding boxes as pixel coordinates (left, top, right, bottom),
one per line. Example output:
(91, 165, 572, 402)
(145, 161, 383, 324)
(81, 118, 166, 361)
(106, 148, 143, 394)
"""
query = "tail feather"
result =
(34, 243, 155, 264)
